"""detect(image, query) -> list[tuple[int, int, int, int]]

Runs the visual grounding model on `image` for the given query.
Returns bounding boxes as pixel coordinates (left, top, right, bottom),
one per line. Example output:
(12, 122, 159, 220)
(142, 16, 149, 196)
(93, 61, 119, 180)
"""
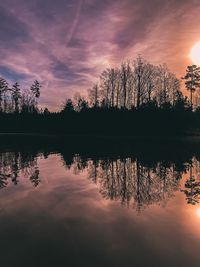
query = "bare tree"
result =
(100, 69, 111, 108)
(120, 61, 132, 108)
(133, 56, 147, 108)
(89, 56, 182, 110)
(145, 63, 157, 103)
(88, 83, 99, 107)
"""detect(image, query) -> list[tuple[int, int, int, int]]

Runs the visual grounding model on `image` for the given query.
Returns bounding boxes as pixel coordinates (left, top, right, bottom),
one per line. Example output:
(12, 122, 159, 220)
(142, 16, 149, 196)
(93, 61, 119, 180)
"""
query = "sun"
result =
(190, 42, 200, 66)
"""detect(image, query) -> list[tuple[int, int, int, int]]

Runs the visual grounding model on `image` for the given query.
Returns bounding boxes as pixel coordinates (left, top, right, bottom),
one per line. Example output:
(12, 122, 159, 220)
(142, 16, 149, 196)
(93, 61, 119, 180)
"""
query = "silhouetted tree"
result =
(12, 82, 21, 113)
(182, 65, 200, 108)
(145, 63, 157, 102)
(30, 80, 41, 110)
(0, 78, 8, 112)
(79, 98, 89, 112)
(120, 61, 132, 108)
(31, 80, 41, 98)
(88, 83, 100, 107)
(100, 69, 112, 108)
(133, 56, 145, 108)
(43, 107, 50, 115)
(90, 56, 182, 110)
(21, 90, 36, 114)
(62, 98, 74, 113)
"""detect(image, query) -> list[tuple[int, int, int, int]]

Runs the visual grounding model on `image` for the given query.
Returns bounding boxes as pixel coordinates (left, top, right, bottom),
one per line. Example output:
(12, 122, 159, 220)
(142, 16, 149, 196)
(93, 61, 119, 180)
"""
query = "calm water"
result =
(1, 139, 200, 267)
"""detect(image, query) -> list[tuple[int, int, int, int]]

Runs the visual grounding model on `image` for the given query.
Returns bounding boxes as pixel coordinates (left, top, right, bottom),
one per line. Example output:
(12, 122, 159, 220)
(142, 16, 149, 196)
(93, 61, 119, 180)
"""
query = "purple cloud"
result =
(0, 0, 200, 110)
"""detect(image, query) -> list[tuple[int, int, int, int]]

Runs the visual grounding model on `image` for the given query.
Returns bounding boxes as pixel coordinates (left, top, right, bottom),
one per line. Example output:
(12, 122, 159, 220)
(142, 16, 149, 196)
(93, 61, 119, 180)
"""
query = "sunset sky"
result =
(0, 0, 200, 110)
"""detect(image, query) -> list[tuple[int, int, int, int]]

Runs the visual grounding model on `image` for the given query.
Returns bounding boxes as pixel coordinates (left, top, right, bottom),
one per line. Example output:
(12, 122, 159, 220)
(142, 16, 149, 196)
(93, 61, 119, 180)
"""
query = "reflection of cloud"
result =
(196, 207, 200, 218)
(1, 153, 200, 266)
(0, 0, 200, 109)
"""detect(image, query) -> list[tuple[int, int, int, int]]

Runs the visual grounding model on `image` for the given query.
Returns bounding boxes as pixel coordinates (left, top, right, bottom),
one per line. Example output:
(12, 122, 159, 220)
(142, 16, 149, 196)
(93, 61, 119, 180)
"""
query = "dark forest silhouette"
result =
(1, 56, 200, 135)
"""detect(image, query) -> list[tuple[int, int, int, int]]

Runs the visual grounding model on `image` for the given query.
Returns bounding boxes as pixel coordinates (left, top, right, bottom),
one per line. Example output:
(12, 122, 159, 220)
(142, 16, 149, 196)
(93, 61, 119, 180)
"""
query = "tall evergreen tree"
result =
(62, 99, 74, 113)
(182, 65, 200, 108)
(30, 80, 41, 111)
(30, 80, 41, 98)
(0, 78, 8, 112)
(12, 82, 21, 113)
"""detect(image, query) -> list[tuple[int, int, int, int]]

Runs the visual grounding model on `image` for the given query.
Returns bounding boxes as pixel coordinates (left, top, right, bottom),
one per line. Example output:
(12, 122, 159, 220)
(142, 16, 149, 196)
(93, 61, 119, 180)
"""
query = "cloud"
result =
(0, 6, 30, 48)
(0, 0, 200, 110)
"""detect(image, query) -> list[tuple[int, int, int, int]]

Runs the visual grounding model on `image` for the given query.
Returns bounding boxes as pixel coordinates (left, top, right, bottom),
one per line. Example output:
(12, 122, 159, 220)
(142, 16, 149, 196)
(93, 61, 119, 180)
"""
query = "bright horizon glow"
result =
(190, 42, 200, 66)
(196, 207, 200, 218)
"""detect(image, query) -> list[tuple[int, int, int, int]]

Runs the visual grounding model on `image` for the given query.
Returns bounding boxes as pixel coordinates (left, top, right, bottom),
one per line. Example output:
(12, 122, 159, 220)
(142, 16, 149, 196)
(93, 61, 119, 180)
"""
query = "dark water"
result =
(1, 137, 200, 267)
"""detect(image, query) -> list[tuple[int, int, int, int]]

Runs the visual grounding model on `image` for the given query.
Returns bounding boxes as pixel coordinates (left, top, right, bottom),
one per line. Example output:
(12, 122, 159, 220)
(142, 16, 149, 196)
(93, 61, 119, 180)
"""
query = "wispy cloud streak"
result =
(0, 0, 200, 109)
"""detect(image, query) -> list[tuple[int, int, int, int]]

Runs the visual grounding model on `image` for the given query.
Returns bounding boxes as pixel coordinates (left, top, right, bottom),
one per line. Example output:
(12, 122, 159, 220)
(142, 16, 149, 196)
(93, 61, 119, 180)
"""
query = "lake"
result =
(0, 136, 200, 267)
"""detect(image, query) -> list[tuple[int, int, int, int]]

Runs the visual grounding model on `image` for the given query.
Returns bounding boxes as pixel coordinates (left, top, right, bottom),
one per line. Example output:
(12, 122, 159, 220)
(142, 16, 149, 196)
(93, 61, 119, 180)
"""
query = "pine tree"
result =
(0, 78, 8, 112)
(12, 82, 21, 113)
(182, 65, 200, 108)
(30, 80, 41, 112)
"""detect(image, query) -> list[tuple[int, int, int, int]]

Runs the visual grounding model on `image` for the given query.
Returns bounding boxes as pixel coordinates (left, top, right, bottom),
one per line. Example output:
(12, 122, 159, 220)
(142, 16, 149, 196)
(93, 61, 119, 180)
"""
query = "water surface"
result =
(0, 139, 200, 267)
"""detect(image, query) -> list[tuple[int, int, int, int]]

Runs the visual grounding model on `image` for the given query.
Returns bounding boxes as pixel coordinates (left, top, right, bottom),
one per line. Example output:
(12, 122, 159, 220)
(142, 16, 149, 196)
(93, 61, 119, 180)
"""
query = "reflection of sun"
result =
(190, 42, 200, 66)
(196, 207, 200, 218)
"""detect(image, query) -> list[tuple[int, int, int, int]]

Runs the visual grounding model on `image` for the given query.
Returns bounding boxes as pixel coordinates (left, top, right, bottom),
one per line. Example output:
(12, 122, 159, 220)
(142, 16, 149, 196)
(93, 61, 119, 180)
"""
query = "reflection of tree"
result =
(97, 159, 182, 212)
(72, 155, 88, 175)
(0, 173, 9, 189)
(2, 149, 200, 210)
(30, 169, 40, 187)
(0, 151, 42, 188)
(67, 156, 186, 212)
(182, 160, 200, 205)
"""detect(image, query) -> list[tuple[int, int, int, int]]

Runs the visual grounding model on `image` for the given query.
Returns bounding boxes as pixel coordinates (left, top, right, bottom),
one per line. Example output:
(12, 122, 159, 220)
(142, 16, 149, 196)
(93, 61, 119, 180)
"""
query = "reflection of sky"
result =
(0, 0, 200, 110)
(0, 154, 200, 266)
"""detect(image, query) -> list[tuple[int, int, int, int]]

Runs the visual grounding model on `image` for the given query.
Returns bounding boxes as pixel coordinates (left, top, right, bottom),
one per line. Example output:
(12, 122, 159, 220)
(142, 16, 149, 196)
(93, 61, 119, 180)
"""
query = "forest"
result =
(0, 56, 200, 136)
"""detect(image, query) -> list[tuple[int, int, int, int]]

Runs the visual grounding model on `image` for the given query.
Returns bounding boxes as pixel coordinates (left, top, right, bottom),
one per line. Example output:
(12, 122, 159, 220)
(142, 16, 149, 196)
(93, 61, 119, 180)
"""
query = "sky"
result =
(0, 0, 200, 110)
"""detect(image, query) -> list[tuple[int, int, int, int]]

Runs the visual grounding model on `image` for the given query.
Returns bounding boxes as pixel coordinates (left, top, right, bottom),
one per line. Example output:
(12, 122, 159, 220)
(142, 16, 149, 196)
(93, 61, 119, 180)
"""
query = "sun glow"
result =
(196, 207, 200, 218)
(190, 42, 200, 66)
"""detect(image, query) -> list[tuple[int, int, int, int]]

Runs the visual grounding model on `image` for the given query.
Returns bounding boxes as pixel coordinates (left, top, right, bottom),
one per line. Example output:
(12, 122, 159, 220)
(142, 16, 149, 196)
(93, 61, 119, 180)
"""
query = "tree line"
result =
(88, 56, 182, 109)
(0, 56, 200, 114)
(62, 57, 200, 113)
(0, 56, 200, 135)
(0, 78, 41, 113)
